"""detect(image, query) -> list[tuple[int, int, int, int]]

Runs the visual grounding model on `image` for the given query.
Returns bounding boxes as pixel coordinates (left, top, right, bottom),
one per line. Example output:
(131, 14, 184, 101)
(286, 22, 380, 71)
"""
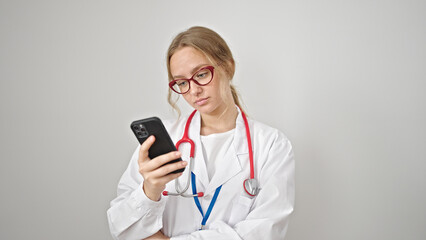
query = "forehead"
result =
(170, 47, 211, 77)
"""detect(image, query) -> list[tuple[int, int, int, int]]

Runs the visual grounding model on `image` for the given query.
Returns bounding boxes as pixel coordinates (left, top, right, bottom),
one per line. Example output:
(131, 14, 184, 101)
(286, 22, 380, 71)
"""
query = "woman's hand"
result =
(143, 230, 170, 240)
(138, 135, 187, 201)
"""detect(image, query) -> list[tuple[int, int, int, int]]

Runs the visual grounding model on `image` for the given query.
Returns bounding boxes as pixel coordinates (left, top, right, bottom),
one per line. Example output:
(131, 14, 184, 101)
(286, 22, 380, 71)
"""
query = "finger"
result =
(161, 172, 184, 185)
(148, 171, 183, 188)
(150, 160, 187, 178)
(144, 151, 182, 171)
(138, 135, 155, 164)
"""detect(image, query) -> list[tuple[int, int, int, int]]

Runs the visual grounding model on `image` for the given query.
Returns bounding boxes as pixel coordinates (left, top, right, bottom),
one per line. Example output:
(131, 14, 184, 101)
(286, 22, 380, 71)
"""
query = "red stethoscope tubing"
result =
(175, 110, 197, 158)
(240, 109, 254, 179)
(163, 107, 257, 197)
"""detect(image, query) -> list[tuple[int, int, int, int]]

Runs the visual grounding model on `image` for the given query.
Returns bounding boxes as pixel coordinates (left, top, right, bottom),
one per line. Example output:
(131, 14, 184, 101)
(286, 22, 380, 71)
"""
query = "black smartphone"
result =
(131, 117, 184, 174)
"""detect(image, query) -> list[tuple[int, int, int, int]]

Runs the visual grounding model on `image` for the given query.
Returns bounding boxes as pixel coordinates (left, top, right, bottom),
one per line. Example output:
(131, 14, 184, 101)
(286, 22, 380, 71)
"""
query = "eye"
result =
(196, 70, 209, 79)
(197, 73, 206, 78)
(176, 80, 188, 87)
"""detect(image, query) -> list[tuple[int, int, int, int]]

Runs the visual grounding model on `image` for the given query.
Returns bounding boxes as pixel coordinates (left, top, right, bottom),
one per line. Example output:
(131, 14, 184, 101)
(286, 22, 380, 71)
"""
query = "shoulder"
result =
(248, 117, 291, 146)
(246, 117, 294, 167)
(248, 118, 294, 182)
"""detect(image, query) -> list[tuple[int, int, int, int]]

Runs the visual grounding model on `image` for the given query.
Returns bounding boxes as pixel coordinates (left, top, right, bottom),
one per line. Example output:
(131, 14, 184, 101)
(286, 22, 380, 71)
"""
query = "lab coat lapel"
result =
(233, 109, 250, 157)
(204, 110, 248, 195)
(190, 111, 210, 191)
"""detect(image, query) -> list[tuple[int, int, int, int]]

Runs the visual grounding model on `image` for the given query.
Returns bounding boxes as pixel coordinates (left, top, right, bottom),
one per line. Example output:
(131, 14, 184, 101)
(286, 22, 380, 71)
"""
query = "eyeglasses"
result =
(169, 66, 214, 94)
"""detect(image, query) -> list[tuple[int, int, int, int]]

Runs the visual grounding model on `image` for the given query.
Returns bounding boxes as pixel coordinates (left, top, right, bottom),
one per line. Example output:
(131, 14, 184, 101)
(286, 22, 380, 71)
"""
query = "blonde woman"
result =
(108, 26, 295, 240)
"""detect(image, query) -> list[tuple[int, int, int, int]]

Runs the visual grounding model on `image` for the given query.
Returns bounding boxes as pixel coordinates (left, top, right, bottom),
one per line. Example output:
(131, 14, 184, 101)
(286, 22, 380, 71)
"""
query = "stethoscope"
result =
(162, 107, 260, 198)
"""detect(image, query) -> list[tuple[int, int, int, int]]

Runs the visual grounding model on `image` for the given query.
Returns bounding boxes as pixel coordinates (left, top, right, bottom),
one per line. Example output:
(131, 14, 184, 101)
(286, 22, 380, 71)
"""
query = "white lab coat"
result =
(107, 109, 295, 240)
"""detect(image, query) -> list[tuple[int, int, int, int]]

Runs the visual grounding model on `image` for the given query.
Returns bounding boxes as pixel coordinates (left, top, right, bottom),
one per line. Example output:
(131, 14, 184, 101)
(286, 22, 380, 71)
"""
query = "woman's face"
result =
(169, 46, 231, 116)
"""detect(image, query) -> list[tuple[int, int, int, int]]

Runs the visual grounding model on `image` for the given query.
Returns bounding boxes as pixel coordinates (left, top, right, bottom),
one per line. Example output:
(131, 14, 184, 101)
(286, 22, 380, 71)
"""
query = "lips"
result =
(195, 97, 209, 106)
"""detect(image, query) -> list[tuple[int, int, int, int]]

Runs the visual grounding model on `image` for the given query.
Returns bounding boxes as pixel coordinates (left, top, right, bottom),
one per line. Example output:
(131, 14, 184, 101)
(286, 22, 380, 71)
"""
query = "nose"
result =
(189, 81, 203, 95)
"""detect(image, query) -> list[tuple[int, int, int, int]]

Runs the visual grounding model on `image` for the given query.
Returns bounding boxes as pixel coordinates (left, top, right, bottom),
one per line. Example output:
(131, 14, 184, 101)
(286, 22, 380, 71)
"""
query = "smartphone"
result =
(131, 117, 184, 174)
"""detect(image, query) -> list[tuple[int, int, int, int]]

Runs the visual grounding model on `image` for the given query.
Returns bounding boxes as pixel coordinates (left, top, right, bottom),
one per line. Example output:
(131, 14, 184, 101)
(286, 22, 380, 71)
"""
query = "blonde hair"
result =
(166, 26, 243, 116)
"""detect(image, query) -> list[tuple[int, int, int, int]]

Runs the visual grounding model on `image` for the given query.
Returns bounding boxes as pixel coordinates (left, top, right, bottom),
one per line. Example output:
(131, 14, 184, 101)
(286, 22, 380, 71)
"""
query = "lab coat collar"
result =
(233, 107, 250, 156)
(190, 107, 249, 195)
(189, 111, 209, 191)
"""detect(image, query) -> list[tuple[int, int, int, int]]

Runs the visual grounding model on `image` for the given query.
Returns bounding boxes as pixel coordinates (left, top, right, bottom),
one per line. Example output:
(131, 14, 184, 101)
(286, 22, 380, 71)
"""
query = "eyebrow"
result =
(172, 64, 209, 79)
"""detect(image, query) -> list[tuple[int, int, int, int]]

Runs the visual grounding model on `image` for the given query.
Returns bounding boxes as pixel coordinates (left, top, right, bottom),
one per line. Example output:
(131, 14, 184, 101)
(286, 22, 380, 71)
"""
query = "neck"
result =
(200, 105, 238, 136)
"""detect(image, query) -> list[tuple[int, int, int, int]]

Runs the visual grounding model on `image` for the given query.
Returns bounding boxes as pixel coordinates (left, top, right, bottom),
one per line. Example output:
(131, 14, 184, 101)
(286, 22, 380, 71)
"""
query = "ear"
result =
(225, 59, 235, 79)
(228, 59, 235, 72)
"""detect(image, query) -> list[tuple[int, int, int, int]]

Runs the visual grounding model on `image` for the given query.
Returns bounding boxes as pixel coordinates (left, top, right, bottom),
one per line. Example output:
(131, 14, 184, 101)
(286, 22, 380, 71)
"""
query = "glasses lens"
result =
(193, 68, 213, 85)
(172, 79, 190, 93)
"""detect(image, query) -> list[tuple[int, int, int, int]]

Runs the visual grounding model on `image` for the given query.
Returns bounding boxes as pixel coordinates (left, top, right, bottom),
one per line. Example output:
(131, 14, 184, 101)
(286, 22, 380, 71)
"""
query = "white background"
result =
(1, 0, 425, 239)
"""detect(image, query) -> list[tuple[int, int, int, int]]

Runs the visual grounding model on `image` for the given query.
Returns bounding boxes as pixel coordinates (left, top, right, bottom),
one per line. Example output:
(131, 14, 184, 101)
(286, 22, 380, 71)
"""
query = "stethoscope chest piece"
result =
(243, 178, 259, 196)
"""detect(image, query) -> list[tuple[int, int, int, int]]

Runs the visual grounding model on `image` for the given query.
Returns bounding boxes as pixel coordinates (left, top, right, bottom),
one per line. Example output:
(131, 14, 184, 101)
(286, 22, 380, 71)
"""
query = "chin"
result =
(194, 104, 221, 116)
(193, 105, 211, 114)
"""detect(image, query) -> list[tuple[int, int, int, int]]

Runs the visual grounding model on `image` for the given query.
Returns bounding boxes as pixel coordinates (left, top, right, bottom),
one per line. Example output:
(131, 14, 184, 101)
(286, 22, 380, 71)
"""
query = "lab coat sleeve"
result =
(107, 145, 167, 240)
(170, 132, 295, 240)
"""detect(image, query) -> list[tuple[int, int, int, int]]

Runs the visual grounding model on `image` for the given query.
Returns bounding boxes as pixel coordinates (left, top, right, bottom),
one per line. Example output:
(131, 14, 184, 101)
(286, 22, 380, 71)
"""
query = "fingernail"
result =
(182, 161, 188, 166)
(175, 152, 181, 157)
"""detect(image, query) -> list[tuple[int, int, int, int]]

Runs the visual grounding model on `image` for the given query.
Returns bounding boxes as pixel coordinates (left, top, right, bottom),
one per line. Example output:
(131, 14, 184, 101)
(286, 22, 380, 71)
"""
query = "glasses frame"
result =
(169, 66, 215, 94)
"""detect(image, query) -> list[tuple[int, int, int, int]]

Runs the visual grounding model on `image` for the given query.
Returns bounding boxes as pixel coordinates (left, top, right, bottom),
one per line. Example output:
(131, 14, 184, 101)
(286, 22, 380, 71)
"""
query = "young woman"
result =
(107, 26, 295, 240)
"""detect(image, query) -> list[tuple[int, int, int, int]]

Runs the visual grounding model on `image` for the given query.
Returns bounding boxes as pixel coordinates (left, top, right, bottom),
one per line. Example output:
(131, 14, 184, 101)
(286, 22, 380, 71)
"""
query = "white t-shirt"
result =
(200, 129, 235, 181)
